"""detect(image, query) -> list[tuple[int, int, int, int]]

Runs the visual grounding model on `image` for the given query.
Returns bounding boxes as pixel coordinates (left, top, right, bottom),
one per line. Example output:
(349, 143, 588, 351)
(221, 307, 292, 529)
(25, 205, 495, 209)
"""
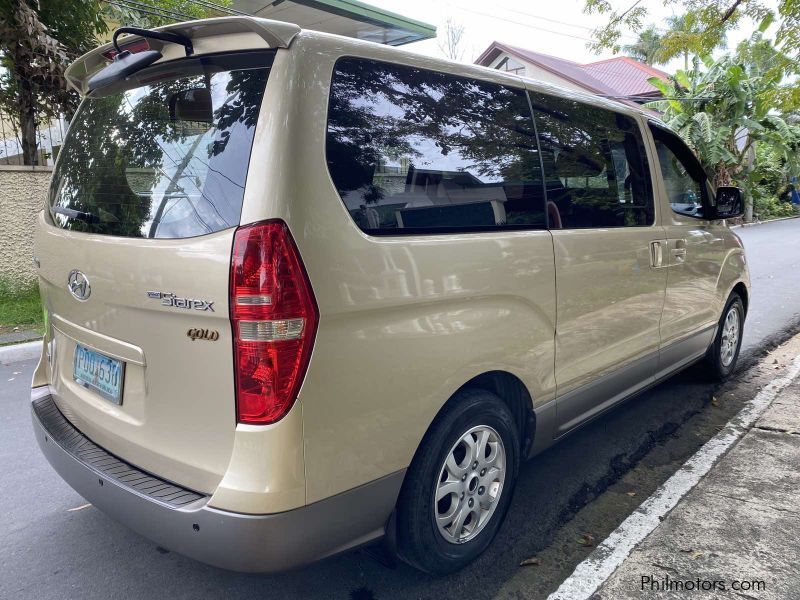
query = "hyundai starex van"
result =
(30, 16, 749, 575)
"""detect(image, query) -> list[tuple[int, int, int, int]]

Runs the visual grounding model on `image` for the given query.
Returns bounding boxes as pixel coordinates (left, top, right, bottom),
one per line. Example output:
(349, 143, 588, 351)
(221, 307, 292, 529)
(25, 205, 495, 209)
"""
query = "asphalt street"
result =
(737, 219, 800, 356)
(2, 219, 799, 600)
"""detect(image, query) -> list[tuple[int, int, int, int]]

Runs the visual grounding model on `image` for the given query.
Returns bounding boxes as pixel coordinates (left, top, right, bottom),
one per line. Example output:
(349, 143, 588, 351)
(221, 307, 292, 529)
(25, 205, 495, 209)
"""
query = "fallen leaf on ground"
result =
(691, 551, 704, 559)
(626, 492, 637, 497)
(578, 533, 596, 547)
(519, 556, 542, 567)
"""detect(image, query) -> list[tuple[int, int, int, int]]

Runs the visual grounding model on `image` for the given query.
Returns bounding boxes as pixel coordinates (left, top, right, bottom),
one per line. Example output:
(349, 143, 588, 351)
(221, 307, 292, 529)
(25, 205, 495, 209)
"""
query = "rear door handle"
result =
(650, 240, 665, 268)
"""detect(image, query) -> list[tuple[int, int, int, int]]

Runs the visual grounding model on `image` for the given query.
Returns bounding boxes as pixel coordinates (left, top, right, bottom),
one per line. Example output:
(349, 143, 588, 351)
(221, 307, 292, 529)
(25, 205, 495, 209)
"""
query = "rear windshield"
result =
(49, 51, 273, 239)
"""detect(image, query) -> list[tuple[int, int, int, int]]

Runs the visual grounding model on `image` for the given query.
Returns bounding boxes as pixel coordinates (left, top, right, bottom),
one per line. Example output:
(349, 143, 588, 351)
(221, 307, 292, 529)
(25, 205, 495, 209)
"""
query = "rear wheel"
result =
(396, 389, 520, 574)
(706, 292, 744, 380)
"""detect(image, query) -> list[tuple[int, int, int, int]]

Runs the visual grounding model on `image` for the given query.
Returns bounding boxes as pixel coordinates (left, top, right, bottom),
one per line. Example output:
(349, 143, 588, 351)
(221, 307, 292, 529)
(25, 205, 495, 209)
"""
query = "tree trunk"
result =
(742, 141, 756, 223)
(19, 105, 38, 166)
(11, 16, 39, 166)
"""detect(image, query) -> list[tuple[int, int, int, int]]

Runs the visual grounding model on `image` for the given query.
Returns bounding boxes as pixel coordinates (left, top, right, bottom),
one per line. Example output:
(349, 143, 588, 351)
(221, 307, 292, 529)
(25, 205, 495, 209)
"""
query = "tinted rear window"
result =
(49, 52, 272, 239)
(325, 58, 546, 234)
(529, 92, 653, 229)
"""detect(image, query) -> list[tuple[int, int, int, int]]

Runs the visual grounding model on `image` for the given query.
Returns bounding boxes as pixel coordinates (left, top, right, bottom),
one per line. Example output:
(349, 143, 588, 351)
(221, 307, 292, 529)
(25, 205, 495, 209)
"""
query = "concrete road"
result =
(2, 219, 799, 600)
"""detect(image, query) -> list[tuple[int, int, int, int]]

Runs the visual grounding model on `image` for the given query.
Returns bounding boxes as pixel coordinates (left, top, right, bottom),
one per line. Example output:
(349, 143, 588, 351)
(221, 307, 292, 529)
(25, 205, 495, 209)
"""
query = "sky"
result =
(366, 0, 780, 72)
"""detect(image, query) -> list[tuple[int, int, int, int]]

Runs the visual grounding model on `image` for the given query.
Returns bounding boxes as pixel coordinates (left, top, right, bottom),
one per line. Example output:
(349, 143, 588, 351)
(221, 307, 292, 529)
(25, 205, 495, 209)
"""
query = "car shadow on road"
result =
(27, 358, 771, 600)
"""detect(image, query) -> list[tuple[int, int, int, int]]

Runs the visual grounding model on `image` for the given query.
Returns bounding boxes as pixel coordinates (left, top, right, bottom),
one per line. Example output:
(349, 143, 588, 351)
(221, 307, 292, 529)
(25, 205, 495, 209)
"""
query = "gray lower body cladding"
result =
(30, 386, 404, 573)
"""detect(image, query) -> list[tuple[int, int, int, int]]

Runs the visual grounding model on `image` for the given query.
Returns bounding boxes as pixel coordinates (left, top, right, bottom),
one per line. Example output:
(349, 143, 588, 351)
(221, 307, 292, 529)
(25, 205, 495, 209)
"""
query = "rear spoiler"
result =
(65, 16, 301, 96)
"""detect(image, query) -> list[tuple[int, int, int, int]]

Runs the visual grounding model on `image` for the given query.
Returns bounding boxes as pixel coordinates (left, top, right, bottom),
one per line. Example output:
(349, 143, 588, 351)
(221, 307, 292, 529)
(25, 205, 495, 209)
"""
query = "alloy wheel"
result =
(720, 305, 740, 367)
(433, 425, 506, 544)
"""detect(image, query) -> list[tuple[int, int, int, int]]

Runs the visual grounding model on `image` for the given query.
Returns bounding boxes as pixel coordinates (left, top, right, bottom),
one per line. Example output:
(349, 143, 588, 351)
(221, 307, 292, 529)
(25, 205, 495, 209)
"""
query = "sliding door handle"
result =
(650, 240, 665, 268)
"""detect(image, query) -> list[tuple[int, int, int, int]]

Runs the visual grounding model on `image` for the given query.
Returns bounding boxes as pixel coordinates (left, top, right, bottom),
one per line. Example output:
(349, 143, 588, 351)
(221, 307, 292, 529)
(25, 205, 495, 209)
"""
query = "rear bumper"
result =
(31, 386, 404, 572)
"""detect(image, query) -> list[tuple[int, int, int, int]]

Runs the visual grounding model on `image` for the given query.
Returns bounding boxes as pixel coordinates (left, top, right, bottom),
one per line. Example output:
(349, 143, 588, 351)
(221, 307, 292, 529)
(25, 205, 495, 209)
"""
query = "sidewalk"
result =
(0, 329, 41, 346)
(592, 380, 800, 598)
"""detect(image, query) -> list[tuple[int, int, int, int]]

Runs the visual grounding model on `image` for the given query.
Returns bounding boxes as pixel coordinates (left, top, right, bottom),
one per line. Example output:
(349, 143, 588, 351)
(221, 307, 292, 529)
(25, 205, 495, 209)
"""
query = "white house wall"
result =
(487, 53, 590, 94)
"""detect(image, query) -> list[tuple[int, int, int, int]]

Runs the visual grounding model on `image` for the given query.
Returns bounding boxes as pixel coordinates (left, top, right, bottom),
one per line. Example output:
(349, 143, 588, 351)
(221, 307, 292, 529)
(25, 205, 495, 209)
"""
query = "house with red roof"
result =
(474, 41, 669, 106)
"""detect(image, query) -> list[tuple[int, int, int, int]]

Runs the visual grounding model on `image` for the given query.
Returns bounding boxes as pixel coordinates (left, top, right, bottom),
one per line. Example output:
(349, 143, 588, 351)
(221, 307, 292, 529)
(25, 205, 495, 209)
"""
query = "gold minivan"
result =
(31, 16, 749, 575)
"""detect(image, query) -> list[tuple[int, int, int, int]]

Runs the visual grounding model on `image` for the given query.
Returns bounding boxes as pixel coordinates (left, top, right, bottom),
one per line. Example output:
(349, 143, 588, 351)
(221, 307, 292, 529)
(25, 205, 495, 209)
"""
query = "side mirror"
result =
(713, 186, 744, 219)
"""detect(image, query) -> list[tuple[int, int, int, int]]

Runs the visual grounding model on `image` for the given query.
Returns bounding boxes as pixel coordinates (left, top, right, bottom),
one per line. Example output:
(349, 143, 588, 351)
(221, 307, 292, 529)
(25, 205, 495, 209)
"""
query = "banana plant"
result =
(646, 23, 800, 221)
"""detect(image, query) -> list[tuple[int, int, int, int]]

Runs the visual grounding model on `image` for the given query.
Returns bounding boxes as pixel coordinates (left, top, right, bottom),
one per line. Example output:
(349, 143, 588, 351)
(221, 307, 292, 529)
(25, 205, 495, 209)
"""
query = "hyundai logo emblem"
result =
(67, 270, 91, 301)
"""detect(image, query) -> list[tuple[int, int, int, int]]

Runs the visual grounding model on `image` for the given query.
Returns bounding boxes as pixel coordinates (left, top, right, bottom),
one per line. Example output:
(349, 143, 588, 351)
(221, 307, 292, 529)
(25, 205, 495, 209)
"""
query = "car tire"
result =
(706, 292, 745, 380)
(396, 388, 520, 575)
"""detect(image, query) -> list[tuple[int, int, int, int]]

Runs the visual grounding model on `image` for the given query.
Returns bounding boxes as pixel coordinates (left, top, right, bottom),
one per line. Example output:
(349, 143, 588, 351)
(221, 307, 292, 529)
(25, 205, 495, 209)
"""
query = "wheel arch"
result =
(389, 370, 536, 562)
(420, 370, 536, 461)
(715, 245, 749, 318)
(731, 281, 749, 316)
(390, 370, 534, 572)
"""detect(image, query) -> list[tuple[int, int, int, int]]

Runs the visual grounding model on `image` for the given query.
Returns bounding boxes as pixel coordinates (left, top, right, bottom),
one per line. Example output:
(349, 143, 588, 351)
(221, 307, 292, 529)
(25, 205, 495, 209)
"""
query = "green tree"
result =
(583, 0, 798, 60)
(103, 0, 231, 29)
(0, 0, 106, 164)
(622, 25, 664, 65)
(659, 14, 727, 70)
(647, 28, 800, 221)
(0, 0, 231, 165)
(749, 143, 796, 218)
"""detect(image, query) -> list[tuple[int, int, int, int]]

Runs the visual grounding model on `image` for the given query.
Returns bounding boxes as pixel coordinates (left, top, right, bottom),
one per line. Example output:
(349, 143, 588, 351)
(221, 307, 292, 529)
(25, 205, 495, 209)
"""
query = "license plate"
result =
(73, 345, 125, 404)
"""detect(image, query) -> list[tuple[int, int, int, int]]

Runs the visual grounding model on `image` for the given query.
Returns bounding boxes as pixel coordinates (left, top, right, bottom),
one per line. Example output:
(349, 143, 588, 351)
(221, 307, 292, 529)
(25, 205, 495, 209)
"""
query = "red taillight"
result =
(230, 220, 318, 424)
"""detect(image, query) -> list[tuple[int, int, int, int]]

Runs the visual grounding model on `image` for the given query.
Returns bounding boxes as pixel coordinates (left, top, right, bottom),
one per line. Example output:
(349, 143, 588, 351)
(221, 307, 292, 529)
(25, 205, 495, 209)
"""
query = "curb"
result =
(548, 352, 800, 600)
(0, 340, 43, 365)
(730, 214, 799, 229)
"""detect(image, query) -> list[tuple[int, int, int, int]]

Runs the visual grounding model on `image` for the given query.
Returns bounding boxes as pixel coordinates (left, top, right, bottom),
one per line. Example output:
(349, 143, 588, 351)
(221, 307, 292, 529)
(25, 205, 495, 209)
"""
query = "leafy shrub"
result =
(753, 196, 795, 220)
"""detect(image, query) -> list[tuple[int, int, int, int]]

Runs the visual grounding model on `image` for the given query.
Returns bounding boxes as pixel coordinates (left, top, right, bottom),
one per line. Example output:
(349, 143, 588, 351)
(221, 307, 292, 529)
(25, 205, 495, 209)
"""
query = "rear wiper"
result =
(52, 206, 100, 224)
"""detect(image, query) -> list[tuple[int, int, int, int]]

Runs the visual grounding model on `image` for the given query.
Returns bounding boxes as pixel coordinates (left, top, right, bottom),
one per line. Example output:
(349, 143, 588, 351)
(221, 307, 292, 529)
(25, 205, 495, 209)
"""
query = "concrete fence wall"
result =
(0, 165, 52, 288)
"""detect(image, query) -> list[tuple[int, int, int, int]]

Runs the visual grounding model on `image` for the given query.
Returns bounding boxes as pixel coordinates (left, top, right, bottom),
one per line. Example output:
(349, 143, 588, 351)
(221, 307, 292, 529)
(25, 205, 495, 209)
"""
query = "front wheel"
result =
(706, 292, 745, 380)
(396, 389, 520, 574)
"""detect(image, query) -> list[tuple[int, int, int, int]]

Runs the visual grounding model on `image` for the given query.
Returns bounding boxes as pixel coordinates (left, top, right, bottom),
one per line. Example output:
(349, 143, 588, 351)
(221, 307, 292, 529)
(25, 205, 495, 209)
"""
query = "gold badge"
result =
(187, 328, 220, 342)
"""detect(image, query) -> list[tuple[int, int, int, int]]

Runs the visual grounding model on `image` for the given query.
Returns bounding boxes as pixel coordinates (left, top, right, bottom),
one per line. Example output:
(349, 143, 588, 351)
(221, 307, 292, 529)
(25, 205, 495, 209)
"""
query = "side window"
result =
(326, 58, 546, 234)
(529, 92, 654, 229)
(650, 125, 708, 218)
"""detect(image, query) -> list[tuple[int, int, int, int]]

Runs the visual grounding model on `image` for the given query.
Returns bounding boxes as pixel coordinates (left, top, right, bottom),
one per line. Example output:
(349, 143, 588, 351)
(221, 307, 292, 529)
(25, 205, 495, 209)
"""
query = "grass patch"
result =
(0, 280, 44, 334)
